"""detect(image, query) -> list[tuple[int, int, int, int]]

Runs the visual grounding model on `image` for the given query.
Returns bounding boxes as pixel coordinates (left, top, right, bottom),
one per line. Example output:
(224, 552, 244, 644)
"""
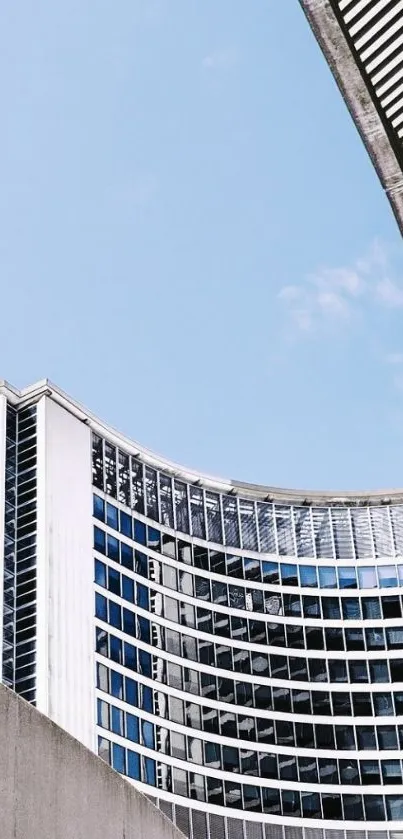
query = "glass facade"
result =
(91, 432, 403, 839)
(2, 404, 37, 704)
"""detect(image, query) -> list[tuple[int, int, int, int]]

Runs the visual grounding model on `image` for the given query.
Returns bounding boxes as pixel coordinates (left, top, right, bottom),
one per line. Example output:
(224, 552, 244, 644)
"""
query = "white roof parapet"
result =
(2, 377, 403, 507)
(299, 0, 403, 236)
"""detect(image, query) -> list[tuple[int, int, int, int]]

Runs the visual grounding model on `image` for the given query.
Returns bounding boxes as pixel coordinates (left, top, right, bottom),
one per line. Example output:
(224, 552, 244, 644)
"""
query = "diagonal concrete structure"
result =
(0, 681, 184, 839)
(299, 0, 403, 235)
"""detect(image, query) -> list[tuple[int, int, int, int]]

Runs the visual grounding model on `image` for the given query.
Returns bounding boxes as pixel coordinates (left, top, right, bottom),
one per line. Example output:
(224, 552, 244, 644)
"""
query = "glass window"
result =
(141, 720, 155, 750)
(379, 565, 398, 588)
(378, 726, 398, 749)
(370, 662, 389, 683)
(302, 792, 321, 818)
(362, 597, 381, 619)
(386, 795, 403, 820)
(357, 726, 376, 750)
(124, 644, 136, 672)
(382, 760, 402, 784)
(299, 566, 317, 588)
(97, 698, 109, 729)
(373, 693, 394, 716)
(111, 670, 123, 699)
(322, 794, 342, 820)
(97, 662, 109, 693)
(95, 560, 106, 588)
(343, 794, 363, 821)
(282, 790, 301, 816)
(366, 628, 385, 650)
(382, 596, 402, 619)
(106, 503, 118, 531)
(224, 780, 242, 809)
(361, 760, 380, 785)
(134, 520, 146, 546)
(262, 787, 280, 815)
(364, 795, 385, 821)
(107, 534, 119, 563)
(98, 736, 110, 764)
(262, 561, 278, 585)
(338, 567, 357, 589)
(144, 757, 156, 787)
(322, 598, 341, 620)
(391, 659, 403, 682)
(122, 576, 134, 603)
(328, 660, 347, 683)
(93, 495, 105, 522)
(108, 601, 121, 630)
(319, 567, 336, 588)
(108, 567, 120, 596)
(120, 542, 133, 571)
(349, 661, 368, 683)
(125, 676, 138, 705)
(281, 564, 298, 586)
(127, 750, 140, 780)
(95, 593, 107, 622)
(120, 511, 132, 538)
(110, 635, 122, 664)
(342, 597, 360, 619)
(345, 628, 365, 650)
(358, 566, 377, 589)
(112, 743, 125, 773)
(111, 705, 123, 736)
(94, 526, 106, 555)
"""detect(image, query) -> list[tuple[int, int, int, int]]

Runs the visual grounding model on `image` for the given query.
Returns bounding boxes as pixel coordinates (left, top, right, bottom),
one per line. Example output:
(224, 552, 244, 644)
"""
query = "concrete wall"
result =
(0, 683, 184, 839)
(36, 395, 95, 750)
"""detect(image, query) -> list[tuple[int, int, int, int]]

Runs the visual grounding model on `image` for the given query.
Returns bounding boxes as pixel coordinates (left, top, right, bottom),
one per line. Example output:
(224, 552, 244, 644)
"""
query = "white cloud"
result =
(202, 47, 238, 71)
(386, 353, 403, 365)
(278, 239, 403, 336)
(376, 277, 403, 307)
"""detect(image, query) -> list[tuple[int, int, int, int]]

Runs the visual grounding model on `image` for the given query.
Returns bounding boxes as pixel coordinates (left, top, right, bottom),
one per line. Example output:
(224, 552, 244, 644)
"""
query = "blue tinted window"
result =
(124, 643, 137, 671)
(134, 520, 146, 545)
(121, 542, 133, 571)
(112, 743, 125, 773)
(108, 567, 120, 596)
(147, 527, 160, 550)
(94, 527, 106, 555)
(106, 503, 119, 530)
(141, 685, 153, 713)
(107, 534, 119, 562)
(111, 705, 123, 736)
(319, 567, 336, 589)
(137, 584, 149, 610)
(111, 670, 123, 699)
(262, 561, 278, 584)
(110, 636, 122, 664)
(142, 720, 155, 749)
(135, 551, 148, 577)
(299, 566, 317, 588)
(138, 617, 150, 644)
(127, 750, 140, 780)
(95, 593, 107, 621)
(122, 576, 134, 603)
(120, 511, 132, 538)
(144, 757, 156, 786)
(125, 676, 138, 705)
(126, 713, 139, 742)
(139, 649, 151, 678)
(379, 566, 398, 588)
(123, 608, 135, 636)
(338, 567, 357, 589)
(281, 565, 298, 586)
(109, 601, 121, 630)
(93, 495, 105, 522)
(95, 560, 106, 588)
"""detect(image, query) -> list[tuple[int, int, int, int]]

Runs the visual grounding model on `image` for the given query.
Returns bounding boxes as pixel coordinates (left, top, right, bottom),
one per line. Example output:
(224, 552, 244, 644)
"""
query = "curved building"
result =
(2, 381, 403, 839)
(299, 0, 403, 236)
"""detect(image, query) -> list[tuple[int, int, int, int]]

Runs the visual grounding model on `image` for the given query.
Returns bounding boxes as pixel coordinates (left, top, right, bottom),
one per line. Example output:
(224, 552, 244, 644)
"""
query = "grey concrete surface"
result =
(0, 683, 184, 839)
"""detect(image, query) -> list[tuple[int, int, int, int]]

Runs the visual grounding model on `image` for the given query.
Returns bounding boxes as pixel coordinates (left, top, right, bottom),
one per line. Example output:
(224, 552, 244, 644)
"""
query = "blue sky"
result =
(2, 1, 403, 491)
